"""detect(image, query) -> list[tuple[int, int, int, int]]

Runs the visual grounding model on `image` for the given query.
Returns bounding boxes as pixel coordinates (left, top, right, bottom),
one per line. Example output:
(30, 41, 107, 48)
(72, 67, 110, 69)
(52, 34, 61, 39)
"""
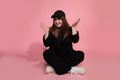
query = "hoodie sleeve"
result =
(43, 32, 53, 47)
(71, 31, 79, 43)
(69, 27, 79, 43)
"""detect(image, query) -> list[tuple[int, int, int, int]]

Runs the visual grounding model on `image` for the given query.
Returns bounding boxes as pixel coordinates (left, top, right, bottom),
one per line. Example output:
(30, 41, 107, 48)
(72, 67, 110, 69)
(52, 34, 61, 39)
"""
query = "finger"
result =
(47, 26, 49, 28)
(40, 23, 44, 28)
(41, 23, 46, 29)
(77, 18, 80, 23)
(75, 18, 80, 25)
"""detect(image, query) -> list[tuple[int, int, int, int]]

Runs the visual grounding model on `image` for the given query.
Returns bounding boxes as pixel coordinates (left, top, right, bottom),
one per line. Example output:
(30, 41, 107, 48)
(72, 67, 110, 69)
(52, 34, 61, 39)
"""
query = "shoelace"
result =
(70, 66, 84, 75)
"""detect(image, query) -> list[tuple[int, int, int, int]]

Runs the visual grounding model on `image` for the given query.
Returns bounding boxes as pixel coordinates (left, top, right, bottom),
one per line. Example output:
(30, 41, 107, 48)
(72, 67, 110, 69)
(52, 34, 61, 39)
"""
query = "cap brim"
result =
(51, 15, 61, 18)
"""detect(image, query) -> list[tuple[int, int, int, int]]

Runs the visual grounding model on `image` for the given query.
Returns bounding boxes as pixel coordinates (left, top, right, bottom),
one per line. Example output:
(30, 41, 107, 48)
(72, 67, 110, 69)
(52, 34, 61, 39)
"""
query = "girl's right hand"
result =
(71, 18, 80, 28)
(40, 23, 49, 33)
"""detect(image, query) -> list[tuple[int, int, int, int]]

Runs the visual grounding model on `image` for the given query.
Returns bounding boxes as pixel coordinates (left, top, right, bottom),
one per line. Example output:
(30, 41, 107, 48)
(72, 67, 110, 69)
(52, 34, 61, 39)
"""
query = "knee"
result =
(81, 51, 85, 61)
(77, 51, 85, 62)
(43, 50, 50, 59)
(80, 51, 85, 58)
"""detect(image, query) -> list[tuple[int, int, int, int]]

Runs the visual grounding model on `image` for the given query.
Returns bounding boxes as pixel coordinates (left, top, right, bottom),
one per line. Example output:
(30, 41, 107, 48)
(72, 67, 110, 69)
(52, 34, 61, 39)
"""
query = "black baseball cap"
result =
(51, 10, 66, 18)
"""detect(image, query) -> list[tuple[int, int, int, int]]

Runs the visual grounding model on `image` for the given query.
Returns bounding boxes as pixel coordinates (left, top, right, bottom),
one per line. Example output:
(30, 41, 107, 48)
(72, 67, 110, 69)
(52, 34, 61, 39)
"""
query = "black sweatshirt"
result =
(43, 27, 79, 55)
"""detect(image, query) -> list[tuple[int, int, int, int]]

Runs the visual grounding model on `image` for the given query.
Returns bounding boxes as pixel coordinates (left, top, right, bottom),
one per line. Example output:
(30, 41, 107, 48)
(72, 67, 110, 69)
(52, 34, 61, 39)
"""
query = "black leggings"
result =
(43, 50, 84, 75)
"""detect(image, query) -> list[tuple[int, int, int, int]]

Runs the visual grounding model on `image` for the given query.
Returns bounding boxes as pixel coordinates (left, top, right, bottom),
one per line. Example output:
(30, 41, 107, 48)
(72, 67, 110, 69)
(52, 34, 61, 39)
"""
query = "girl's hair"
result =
(49, 17, 70, 39)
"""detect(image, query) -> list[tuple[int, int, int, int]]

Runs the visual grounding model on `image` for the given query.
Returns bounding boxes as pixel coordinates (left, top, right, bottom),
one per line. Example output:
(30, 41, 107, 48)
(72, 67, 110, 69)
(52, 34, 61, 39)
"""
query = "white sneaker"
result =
(69, 66, 86, 75)
(45, 65, 54, 74)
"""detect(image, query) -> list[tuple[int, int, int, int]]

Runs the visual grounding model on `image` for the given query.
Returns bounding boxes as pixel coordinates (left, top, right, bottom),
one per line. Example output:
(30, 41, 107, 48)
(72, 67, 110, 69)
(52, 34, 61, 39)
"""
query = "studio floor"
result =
(0, 50, 119, 80)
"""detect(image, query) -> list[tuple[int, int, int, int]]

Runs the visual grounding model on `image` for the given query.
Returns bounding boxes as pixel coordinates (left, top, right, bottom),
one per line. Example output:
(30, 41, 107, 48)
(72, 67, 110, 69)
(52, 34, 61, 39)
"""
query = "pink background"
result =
(0, 0, 120, 80)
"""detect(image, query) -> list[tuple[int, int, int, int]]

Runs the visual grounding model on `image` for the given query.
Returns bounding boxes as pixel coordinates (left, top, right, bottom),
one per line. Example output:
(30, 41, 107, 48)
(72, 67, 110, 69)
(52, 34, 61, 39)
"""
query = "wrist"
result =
(72, 27, 77, 35)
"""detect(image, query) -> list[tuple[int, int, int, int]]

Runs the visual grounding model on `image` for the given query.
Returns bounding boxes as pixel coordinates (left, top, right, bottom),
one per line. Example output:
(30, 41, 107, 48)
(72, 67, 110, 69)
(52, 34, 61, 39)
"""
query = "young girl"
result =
(41, 10, 86, 75)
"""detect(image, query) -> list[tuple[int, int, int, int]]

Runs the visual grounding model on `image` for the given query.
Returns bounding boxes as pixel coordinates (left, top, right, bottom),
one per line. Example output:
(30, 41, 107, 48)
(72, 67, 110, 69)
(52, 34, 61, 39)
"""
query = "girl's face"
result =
(53, 17, 63, 27)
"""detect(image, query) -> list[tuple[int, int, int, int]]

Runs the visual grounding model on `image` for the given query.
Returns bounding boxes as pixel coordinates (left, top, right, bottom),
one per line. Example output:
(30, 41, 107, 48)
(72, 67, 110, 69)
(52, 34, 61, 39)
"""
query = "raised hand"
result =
(40, 23, 49, 39)
(40, 23, 49, 33)
(72, 18, 80, 27)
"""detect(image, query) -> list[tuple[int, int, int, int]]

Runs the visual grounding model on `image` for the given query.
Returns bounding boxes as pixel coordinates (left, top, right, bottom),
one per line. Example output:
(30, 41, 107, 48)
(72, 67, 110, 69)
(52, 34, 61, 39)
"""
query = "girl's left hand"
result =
(72, 18, 80, 27)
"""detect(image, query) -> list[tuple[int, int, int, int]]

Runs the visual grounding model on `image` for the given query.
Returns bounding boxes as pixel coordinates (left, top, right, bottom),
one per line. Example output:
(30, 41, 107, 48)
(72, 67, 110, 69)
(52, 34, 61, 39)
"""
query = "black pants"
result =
(43, 50, 84, 75)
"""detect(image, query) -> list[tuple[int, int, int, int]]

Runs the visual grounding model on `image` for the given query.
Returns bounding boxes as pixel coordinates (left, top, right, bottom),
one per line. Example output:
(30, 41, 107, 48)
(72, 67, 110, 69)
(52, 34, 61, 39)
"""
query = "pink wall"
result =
(0, 0, 120, 56)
